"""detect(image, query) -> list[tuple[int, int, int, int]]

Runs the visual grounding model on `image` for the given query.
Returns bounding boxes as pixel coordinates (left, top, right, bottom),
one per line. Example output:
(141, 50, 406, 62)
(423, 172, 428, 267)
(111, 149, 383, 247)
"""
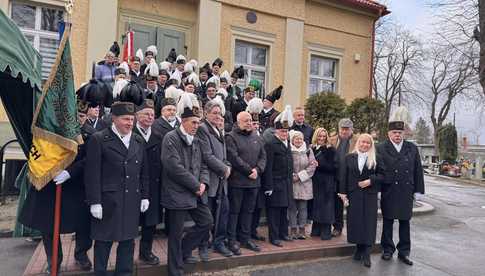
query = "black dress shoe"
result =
(251, 234, 266, 241)
(183, 255, 198, 264)
(398, 255, 413, 266)
(228, 241, 242, 256)
(281, 236, 293, 242)
(139, 252, 160, 265)
(331, 229, 342, 237)
(75, 256, 93, 270)
(363, 256, 372, 268)
(198, 246, 210, 262)
(381, 252, 393, 261)
(214, 244, 233, 257)
(242, 240, 261, 252)
(271, 240, 283, 247)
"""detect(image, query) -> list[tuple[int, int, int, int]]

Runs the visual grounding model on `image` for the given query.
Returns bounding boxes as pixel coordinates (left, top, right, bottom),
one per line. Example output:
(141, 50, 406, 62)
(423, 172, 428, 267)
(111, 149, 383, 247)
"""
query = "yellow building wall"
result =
(301, 1, 375, 104)
(219, 3, 287, 109)
(219, 0, 305, 20)
(70, 0, 90, 88)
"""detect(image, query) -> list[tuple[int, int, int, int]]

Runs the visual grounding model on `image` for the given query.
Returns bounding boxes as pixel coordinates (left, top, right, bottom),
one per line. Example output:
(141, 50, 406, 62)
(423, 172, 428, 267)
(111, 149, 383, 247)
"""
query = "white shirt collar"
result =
(392, 140, 404, 153)
(136, 122, 151, 142)
(179, 125, 194, 145)
(111, 125, 131, 149)
(263, 107, 273, 113)
(357, 151, 368, 173)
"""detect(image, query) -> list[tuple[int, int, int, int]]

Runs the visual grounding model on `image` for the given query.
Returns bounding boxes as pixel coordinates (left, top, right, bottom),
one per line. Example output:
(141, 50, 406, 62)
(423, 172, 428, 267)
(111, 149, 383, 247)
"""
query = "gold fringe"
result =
(31, 25, 71, 127)
(28, 152, 76, 191)
(32, 126, 79, 153)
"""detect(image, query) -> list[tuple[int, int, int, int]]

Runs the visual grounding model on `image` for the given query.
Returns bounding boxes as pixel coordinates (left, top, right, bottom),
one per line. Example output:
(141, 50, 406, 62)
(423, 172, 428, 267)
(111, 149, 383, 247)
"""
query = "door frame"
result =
(117, 8, 193, 57)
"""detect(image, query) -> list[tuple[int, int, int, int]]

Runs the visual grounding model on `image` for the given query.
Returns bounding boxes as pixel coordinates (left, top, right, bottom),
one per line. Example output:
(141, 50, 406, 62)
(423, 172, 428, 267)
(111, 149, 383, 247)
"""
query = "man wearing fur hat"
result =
(161, 93, 212, 276)
(377, 107, 424, 266)
(211, 57, 223, 77)
(262, 106, 294, 247)
(129, 56, 144, 86)
(85, 101, 150, 276)
(133, 99, 164, 265)
(140, 45, 158, 74)
(143, 61, 165, 119)
(261, 85, 283, 132)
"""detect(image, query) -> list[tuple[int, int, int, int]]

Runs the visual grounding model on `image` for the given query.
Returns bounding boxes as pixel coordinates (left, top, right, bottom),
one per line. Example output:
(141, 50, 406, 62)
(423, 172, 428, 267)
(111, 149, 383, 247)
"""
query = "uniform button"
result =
(126, 175, 130, 179)
(124, 161, 128, 165)
(135, 160, 138, 163)
(125, 189, 128, 193)
(136, 189, 139, 192)
(395, 181, 398, 185)
(395, 170, 398, 173)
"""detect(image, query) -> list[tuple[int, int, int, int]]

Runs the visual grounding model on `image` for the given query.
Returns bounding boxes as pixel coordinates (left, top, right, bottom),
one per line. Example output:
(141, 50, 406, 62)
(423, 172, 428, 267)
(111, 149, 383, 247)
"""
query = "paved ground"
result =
(250, 175, 485, 276)
(0, 237, 38, 276)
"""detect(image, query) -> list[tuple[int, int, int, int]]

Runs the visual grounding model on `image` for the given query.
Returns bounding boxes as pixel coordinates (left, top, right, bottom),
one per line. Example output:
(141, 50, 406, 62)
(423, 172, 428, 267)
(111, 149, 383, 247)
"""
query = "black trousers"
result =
(140, 225, 156, 256)
(311, 222, 331, 238)
(167, 204, 213, 276)
(42, 230, 92, 267)
(266, 206, 289, 242)
(356, 244, 372, 257)
(94, 239, 134, 276)
(200, 195, 230, 249)
(228, 187, 258, 243)
(251, 207, 262, 237)
(381, 218, 411, 256)
(333, 193, 344, 231)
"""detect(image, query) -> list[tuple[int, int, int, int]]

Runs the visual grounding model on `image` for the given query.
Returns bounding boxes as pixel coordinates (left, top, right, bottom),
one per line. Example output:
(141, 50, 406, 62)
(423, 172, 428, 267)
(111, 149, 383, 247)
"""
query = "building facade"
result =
(0, 0, 388, 121)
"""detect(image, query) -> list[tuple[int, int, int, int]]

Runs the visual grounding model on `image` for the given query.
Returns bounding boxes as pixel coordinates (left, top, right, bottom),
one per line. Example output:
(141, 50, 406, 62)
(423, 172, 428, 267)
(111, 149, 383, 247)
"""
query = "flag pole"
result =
(50, 1, 72, 271)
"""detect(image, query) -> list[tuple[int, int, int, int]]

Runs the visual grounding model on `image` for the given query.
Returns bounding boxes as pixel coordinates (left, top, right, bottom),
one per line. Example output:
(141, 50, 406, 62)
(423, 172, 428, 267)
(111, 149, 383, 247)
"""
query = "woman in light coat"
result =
(288, 130, 317, 239)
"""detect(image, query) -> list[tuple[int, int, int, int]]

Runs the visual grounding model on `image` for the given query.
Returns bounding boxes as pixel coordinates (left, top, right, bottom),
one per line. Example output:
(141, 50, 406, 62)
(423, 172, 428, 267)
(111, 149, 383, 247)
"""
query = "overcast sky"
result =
(384, 0, 485, 144)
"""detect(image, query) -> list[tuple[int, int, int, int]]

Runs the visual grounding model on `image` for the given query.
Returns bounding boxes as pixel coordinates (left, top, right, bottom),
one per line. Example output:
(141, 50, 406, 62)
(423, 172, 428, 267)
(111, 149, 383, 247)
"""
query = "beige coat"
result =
(291, 144, 317, 200)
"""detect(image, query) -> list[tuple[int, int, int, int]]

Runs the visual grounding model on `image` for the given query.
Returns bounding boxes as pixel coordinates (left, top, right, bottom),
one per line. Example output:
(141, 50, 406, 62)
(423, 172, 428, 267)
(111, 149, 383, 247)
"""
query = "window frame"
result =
(234, 39, 269, 98)
(10, 0, 65, 79)
(307, 43, 344, 96)
(308, 55, 338, 95)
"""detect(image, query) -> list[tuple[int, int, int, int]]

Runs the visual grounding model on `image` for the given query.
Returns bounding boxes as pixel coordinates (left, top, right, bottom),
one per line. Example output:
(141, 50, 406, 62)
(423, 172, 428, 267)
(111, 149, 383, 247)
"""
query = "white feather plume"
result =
(176, 54, 186, 63)
(170, 70, 182, 85)
(177, 92, 194, 117)
(216, 88, 228, 99)
(212, 95, 226, 116)
(146, 45, 158, 56)
(144, 59, 159, 77)
(119, 62, 130, 76)
(165, 86, 183, 101)
(184, 62, 194, 73)
(112, 79, 129, 99)
(188, 59, 198, 69)
(390, 106, 412, 125)
(207, 75, 220, 89)
(220, 70, 230, 80)
(246, 97, 264, 114)
(135, 48, 144, 61)
(274, 105, 294, 127)
(159, 61, 172, 72)
(187, 72, 201, 87)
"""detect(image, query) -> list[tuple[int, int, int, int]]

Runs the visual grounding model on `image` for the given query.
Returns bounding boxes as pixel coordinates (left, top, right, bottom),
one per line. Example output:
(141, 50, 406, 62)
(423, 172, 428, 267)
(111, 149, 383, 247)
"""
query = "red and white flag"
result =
(122, 31, 134, 62)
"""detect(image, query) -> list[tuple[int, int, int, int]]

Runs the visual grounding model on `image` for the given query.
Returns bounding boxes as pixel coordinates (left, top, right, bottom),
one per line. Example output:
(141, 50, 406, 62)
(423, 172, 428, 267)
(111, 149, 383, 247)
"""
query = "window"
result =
(308, 55, 338, 95)
(11, 1, 64, 80)
(234, 40, 268, 98)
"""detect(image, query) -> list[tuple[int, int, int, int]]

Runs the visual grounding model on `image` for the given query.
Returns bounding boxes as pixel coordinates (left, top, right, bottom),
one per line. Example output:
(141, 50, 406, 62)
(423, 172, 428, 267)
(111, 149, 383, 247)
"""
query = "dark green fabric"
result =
(0, 9, 42, 90)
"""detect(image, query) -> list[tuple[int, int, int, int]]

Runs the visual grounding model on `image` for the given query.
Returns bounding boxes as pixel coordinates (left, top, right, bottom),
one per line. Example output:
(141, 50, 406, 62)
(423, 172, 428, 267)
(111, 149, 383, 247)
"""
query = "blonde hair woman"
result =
(339, 133, 383, 268)
(310, 128, 338, 240)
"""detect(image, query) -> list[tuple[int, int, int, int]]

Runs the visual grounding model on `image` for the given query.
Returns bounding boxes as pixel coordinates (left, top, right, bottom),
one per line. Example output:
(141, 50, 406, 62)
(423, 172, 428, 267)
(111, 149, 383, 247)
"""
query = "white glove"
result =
(414, 193, 425, 201)
(53, 170, 70, 185)
(90, 204, 103, 219)
(264, 190, 273, 196)
(140, 199, 150, 213)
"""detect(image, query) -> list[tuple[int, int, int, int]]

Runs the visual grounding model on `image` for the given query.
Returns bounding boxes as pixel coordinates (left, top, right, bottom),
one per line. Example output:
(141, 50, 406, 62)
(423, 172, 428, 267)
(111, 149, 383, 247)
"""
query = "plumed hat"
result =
(265, 85, 282, 103)
(274, 105, 294, 129)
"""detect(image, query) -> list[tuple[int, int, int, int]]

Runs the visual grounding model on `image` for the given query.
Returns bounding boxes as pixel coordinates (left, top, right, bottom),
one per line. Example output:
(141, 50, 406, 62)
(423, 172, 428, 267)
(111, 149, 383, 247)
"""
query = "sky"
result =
(383, 0, 485, 144)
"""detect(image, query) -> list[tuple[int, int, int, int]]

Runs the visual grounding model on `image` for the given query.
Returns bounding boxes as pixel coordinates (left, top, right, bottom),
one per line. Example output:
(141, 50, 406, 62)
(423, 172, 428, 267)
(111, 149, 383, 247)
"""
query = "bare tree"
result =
(430, 0, 484, 94)
(373, 21, 423, 135)
(417, 45, 478, 154)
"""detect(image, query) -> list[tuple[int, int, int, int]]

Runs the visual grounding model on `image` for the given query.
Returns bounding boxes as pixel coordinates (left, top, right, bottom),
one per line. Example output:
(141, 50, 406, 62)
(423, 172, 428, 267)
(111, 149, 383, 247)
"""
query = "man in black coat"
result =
(377, 110, 425, 266)
(231, 87, 255, 121)
(196, 100, 233, 259)
(260, 86, 282, 132)
(129, 56, 144, 86)
(262, 107, 294, 247)
(161, 93, 213, 276)
(19, 102, 95, 273)
(85, 101, 150, 276)
(144, 73, 165, 119)
(290, 107, 314, 146)
(226, 111, 267, 253)
(133, 99, 164, 265)
(85, 104, 108, 131)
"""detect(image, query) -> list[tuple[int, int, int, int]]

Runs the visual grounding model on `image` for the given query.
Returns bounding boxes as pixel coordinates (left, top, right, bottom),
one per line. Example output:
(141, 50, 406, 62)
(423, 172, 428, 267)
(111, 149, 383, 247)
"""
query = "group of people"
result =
(18, 44, 425, 276)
